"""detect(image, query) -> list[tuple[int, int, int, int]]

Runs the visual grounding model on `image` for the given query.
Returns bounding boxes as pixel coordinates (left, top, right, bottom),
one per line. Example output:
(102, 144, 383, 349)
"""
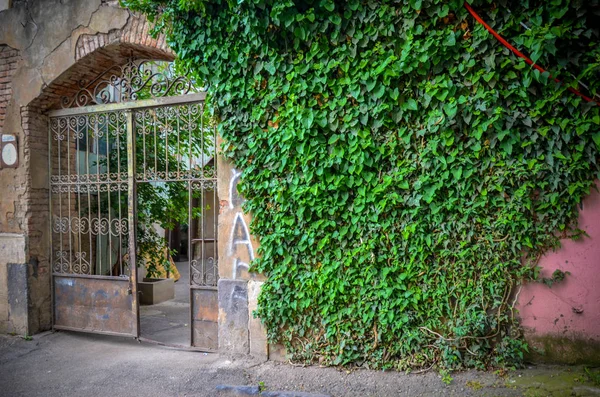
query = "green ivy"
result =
(123, 0, 600, 369)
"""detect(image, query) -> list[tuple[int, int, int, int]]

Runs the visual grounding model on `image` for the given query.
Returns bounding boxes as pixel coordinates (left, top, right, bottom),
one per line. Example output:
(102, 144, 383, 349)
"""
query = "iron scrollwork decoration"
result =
(191, 257, 218, 287)
(61, 58, 201, 108)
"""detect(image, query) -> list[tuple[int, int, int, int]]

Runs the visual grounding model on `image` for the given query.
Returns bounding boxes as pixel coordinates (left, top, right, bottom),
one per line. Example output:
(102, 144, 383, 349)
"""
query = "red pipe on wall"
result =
(463, 2, 598, 105)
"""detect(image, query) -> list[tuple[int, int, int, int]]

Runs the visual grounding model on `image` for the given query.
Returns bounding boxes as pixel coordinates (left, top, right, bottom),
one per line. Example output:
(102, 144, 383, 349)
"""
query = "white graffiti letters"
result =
(228, 168, 255, 279)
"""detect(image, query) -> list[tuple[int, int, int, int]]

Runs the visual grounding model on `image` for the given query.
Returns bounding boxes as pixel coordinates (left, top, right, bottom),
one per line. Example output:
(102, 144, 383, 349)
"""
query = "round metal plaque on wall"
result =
(1, 134, 18, 168)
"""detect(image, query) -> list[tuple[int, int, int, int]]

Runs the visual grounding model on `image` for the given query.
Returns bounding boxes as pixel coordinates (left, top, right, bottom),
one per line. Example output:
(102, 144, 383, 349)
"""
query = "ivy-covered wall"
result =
(125, 0, 600, 369)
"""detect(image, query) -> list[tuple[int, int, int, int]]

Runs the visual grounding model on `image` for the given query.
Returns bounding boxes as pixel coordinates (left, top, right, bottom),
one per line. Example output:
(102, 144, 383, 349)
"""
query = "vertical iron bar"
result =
(86, 117, 93, 274)
(48, 117, 55, 327)
(117, 113, 123, 275)
(76, 118, 82, 272)
(165, 108, 169, 180)
(153, 109, 158, 178)
(58, 119, 63, 272)
(213, 121, 218, 285)
(176, 109, 181, 178)
(67, 117, 73, 272)
(188, 104, 193, 347)
(126, 109, 140, 338)
(200, 104, 205, 285)
(107, 116, 112, 274)
(107, 114, 113, 274)
(142, 111, 147, 181)
(96, 116, 102, 275)
(165, 107, 170, 279)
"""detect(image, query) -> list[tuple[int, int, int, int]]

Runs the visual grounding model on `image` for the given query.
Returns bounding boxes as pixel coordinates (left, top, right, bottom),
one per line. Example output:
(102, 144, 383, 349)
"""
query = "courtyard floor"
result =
(0, 331, 599, 397)
(140, 261, 191, 347)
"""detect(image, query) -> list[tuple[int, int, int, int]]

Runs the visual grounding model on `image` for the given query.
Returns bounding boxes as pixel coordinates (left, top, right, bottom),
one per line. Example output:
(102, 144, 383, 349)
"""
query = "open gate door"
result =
(131, 100, 219, 350)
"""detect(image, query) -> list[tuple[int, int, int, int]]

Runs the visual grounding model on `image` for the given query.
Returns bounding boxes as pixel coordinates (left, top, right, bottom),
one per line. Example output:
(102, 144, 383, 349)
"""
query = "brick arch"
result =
(29, 13, 175, 112)
(75, 13, 173, 62)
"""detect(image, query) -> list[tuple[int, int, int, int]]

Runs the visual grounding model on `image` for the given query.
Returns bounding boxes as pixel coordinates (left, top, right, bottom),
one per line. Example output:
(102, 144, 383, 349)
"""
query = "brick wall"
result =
(0, 45, 19, 133)
(21, 104, 51, 332)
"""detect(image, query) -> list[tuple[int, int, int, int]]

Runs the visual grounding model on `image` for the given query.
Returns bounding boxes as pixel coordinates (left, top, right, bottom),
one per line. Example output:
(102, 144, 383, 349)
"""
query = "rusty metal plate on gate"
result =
(192, 288, 218, 350)
(54, 275, 136, 336)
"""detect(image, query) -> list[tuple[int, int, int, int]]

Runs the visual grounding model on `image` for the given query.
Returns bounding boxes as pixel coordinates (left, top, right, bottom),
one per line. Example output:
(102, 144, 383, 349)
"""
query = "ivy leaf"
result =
(423, 185, 438, 203)
(451, 167, 462, 180)
(373, 83, 385, 99)
(366, 79, 377, 92)
(592, 132, 600, 149)
(443, 102, 457, 118)
(444, 33, 456, 47)
(254, 61, 264, 75)
(329, 14, 341, 25)
(404, 98, 418, 111)
(323, 1, 335, 12)
(409, 0, 422, 10)
(350, 84, 361, 99)
(265, 62, 276, 75)
(302, 110, 315, 129)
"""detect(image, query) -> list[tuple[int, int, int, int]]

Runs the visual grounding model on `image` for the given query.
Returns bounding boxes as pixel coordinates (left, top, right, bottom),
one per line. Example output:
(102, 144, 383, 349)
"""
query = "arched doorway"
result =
(47, 57, 218, 350)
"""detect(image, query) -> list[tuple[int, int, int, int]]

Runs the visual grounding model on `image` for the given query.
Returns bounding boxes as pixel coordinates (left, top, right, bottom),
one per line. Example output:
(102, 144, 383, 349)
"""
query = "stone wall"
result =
(217, 147, 269, 359)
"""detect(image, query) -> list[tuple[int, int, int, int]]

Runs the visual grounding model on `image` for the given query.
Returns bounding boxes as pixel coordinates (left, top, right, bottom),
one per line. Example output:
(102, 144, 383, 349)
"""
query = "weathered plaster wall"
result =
(217, 148, 270, 359)
(518, 181, 600, 364)
(0, 1, 11, 13)
(0, 0, 172, 335)
(0, 45, 22, 234)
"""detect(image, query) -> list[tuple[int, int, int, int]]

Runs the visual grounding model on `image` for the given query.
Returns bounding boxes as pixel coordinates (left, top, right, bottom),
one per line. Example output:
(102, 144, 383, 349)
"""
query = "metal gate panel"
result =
(53, 275, 135, 336)
(49, 58, 218, 348)
(132, 101, 219, 349)
(191, 288, 218, 350)
(49, 109, 138, 337)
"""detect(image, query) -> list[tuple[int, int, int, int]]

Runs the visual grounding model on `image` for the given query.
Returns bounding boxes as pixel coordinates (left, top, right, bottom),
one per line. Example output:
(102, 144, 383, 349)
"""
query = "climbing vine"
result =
(123, 0, 600, 369)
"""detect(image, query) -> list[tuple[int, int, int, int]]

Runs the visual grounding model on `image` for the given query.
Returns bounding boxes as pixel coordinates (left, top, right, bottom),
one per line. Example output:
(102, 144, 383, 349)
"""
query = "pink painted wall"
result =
(518, 181, 600, 341)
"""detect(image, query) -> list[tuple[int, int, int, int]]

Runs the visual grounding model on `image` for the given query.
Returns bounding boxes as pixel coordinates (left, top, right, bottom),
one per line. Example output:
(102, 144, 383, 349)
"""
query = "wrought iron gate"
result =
(48, 59, 218, 347)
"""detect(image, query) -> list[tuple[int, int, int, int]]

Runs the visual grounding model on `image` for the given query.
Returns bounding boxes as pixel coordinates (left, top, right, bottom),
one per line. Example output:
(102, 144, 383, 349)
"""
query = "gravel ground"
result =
(0, 332, 598, 397)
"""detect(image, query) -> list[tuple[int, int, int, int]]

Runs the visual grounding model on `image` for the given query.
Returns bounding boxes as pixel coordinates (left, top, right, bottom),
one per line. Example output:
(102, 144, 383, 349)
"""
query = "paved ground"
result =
(140, 261, 190, 346)
(1, 332, 599, 397)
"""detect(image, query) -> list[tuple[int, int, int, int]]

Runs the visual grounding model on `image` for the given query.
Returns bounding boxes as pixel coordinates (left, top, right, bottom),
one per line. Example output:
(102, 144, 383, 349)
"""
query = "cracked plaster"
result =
(2, 1, 131, 110)
(0, 2, 37, 51)
(89, 5, 129, 34)
(24, 0, 101, 68)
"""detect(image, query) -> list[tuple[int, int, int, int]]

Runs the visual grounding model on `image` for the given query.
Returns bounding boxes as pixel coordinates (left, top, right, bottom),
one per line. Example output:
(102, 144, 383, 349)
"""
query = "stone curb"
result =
(262, 391, 332, 397)
(215, 385, 260, 396)
(215, 385, 331, 397)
